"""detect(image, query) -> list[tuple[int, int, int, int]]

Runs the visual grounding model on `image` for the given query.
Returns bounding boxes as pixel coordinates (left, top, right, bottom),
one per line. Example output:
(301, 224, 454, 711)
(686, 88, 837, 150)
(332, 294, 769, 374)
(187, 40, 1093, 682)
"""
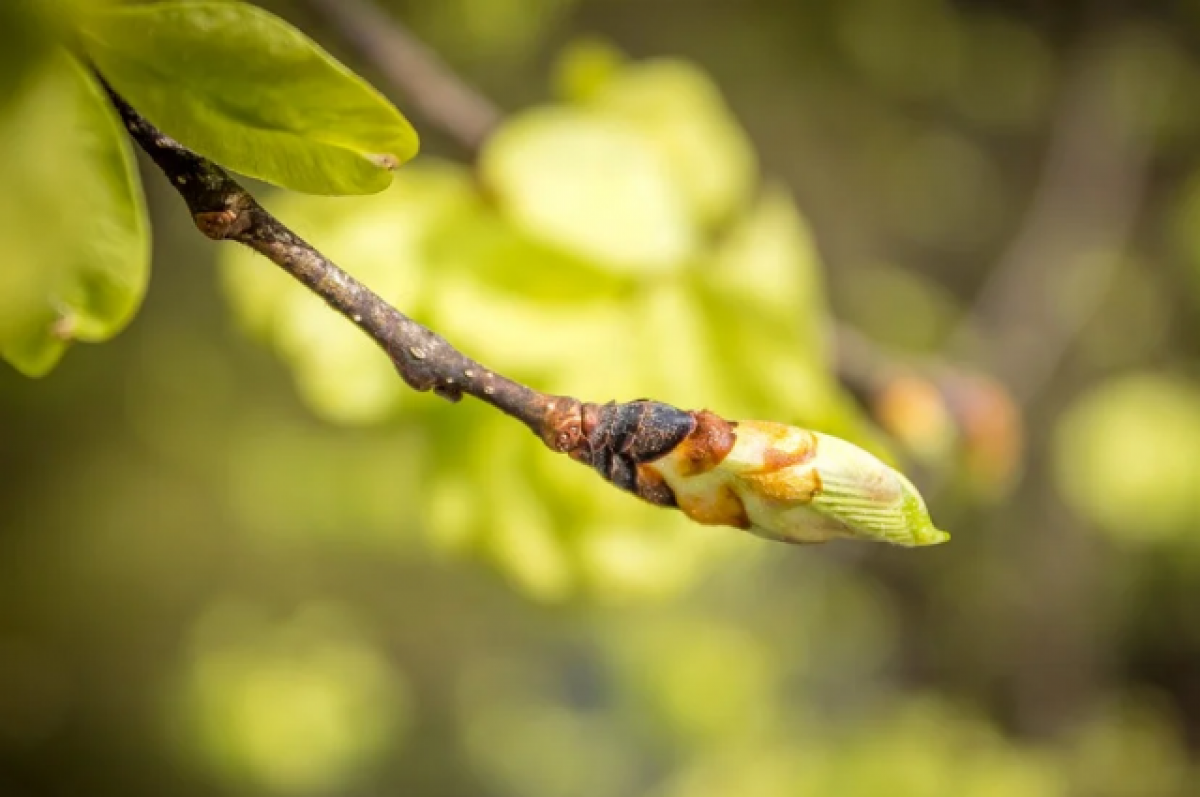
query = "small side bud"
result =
(646, 418, 948, 547)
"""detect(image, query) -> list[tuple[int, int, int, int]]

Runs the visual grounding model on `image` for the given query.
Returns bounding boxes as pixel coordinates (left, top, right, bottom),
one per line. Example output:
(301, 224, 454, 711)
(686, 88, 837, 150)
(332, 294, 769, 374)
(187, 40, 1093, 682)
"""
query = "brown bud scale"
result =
(670, 410, 737, 476)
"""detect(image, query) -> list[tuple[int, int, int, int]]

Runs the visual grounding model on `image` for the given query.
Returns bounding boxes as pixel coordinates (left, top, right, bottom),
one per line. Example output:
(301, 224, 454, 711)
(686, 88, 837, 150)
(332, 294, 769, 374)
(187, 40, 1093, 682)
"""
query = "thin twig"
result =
(102, 80, 711, 511)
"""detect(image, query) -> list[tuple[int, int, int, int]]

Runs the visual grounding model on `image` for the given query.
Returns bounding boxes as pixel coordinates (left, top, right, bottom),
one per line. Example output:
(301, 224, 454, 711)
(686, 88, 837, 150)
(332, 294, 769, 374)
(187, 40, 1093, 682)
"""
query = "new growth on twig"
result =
(100, 75, 946, 548)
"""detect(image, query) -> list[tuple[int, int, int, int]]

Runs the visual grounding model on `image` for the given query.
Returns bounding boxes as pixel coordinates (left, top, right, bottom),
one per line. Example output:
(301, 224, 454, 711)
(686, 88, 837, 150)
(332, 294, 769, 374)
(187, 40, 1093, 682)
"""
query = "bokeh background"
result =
(4, 0, 1200, 795)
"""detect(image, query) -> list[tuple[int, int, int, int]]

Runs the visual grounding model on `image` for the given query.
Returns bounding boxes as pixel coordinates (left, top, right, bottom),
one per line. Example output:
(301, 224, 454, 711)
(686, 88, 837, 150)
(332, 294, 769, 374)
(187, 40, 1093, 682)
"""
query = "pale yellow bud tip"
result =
(648, 420, 949, 548)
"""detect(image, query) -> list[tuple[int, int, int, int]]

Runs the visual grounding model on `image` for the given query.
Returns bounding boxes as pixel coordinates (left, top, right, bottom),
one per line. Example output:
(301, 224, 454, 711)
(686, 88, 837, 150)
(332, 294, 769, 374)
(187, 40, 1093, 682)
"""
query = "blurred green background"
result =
(4, 0, 1200, 795)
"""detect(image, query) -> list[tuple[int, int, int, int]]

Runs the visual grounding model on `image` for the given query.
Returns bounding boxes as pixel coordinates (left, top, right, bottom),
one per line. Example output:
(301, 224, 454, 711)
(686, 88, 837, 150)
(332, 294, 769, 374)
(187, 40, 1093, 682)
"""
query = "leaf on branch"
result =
(80, 0, 419, 195)
(0, 53, 150, 376)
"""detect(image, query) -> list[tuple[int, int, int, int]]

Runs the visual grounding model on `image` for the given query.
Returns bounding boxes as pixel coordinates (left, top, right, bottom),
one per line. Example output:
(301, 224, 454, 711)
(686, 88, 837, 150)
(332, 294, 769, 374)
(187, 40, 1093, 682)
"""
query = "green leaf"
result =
(428, 200, 633, 305)
(80, 0, 419, 195)
(426, 270, 631, 387)
(480, 106, 696, 275)
(0, 53, 150, 376)
(704, 184, 825, 328)
(633, 282, 729, 411)
(588, 58, 758, 227)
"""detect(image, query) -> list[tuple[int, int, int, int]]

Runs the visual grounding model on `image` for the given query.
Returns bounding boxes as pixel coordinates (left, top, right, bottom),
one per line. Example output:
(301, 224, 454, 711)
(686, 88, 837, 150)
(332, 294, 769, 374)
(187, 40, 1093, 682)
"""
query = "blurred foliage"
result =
(220, 50, 880, 598)
(180, 600, 408, 794)
(1056, 374, 1200, 542)
(3, 1, 1200, 796)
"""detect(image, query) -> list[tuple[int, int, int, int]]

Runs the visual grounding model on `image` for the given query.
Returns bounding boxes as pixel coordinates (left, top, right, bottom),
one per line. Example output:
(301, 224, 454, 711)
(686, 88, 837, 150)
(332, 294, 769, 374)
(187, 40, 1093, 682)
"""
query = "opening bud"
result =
(647, 417, 948, 547)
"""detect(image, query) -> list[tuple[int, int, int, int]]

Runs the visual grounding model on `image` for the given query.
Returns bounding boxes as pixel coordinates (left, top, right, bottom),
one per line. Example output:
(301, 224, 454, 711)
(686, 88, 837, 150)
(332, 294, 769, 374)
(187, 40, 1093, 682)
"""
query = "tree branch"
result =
(102, 81, 712, 511)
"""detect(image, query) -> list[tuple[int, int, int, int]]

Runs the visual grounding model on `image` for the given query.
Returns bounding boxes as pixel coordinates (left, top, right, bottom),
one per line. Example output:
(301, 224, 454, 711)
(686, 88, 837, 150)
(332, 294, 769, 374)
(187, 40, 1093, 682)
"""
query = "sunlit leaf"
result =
(697, 186, 832, 421)
(0, 53, 150, 376)
(704, 183, 824, 327)
(80, 0, 419, 195)
(480, 106, 696, 274)
(589, 58, 758, 226)
(691, 189, 888, 454)
(425, 469, 482, 554)
(428, 200, 633, 305)
(575, 513, 732, 604)
(634, 282, 729, 411)
(425, 271, 630, 383)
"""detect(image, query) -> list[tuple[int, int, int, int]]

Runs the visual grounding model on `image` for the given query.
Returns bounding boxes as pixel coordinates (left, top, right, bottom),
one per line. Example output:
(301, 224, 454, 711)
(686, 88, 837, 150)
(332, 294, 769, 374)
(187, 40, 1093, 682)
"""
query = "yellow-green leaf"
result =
(80, 0, 419, 195)
(704, 183, 824, 326)
(589, 58, 758, 227)
(1, 53, 150, 376)
(480, 106, 696, 274)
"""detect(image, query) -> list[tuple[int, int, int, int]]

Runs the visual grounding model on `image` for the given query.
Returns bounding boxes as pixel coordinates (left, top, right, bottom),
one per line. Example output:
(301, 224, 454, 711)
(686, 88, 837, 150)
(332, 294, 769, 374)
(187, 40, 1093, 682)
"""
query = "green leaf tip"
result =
(80, 0, 419, 195)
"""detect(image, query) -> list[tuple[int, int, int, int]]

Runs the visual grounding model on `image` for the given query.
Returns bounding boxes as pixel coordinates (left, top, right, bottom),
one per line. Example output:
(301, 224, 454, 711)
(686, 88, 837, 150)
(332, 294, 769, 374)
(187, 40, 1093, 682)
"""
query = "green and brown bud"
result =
(645, 415, 948, 546)
(547, 400, 947, 547)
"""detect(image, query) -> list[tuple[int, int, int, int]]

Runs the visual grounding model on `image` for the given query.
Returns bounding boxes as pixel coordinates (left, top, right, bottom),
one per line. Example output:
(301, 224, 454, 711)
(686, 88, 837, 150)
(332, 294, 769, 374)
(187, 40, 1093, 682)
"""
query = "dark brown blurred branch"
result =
(101, 79, 707, 510)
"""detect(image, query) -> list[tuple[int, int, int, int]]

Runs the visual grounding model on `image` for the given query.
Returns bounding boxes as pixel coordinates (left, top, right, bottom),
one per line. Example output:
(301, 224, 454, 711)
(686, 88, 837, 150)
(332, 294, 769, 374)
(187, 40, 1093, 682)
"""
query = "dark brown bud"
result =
(542, 399, 696, 506)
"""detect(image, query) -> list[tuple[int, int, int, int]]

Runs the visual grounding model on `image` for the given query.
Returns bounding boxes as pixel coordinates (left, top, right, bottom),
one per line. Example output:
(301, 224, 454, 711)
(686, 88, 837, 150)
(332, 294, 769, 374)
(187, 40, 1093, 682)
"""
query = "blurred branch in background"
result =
(943, 25, 1153, 742)
(953, 29, 1150, 405)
